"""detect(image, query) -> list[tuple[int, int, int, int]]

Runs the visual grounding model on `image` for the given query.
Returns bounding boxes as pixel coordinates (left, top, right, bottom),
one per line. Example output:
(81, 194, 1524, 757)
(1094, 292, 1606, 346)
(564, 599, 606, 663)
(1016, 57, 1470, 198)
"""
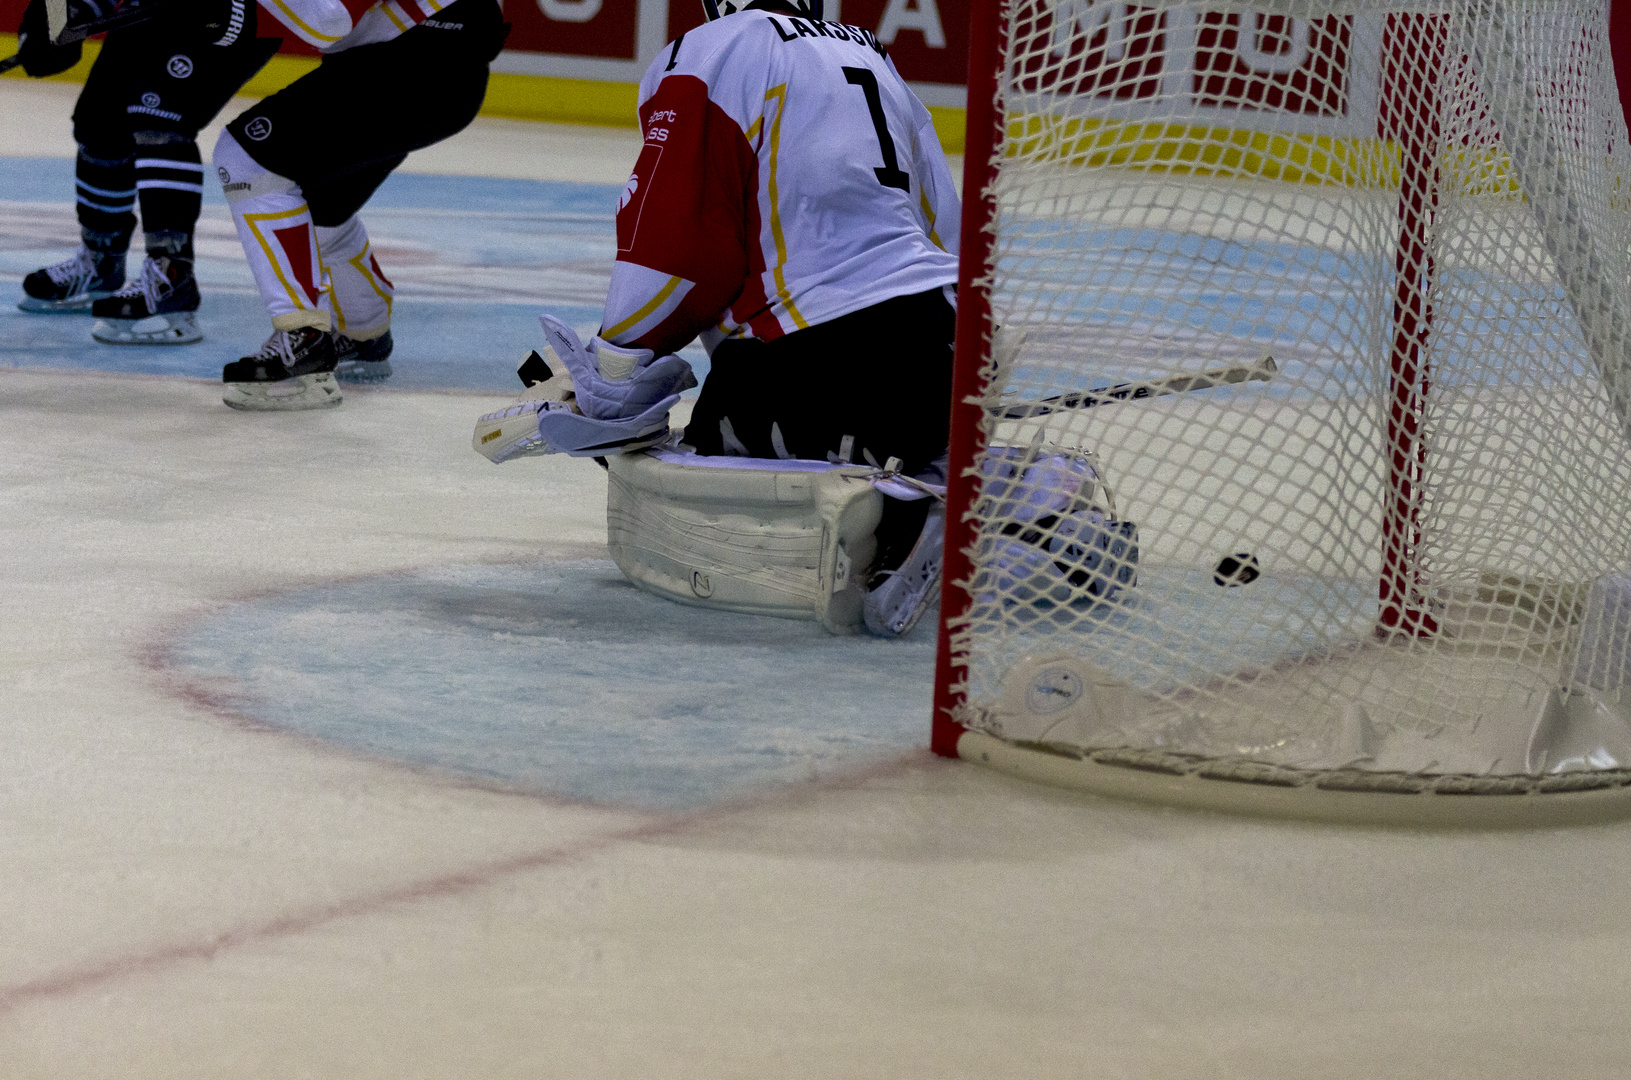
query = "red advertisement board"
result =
(505, 0, 641, 60)
(1010, 3, 1354, 119)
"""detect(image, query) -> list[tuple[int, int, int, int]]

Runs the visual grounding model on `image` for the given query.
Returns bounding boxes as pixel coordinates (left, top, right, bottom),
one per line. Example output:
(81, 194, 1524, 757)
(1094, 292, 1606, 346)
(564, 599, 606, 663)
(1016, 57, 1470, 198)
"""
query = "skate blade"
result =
(18, 293, 106, 314)
(92, 312, 202, 346)
(223, 372, 343, 412)
(335, 358, 393, 383)
(473, 402, 552, 463)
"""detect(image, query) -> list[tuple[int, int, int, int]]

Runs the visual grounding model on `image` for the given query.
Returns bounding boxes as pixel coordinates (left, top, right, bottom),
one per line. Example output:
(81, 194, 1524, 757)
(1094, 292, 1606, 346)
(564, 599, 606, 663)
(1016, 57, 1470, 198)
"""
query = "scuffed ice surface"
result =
(169, 560, 936, 810)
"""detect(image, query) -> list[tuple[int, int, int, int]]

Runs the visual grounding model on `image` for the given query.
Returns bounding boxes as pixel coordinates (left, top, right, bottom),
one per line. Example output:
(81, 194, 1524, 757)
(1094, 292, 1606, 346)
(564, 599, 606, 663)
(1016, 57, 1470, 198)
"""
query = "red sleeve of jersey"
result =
(610, 74, 759, 355)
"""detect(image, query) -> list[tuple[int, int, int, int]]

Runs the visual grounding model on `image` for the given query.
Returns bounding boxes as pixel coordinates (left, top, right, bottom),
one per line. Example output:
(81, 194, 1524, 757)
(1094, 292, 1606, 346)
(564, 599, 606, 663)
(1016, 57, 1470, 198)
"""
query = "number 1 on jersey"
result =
(843, 67, 910, 191)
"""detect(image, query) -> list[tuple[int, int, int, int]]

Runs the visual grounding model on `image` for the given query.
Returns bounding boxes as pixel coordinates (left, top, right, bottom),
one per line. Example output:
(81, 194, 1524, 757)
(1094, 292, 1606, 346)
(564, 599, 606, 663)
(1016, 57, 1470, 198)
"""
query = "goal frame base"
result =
(956, 730, 1631, 829)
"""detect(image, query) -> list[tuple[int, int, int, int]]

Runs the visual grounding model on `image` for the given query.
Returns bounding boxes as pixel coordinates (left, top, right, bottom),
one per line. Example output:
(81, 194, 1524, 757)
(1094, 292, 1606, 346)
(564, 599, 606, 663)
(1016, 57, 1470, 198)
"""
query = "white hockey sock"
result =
(213, 130, 332, 333)
(315, 216, 392, 341)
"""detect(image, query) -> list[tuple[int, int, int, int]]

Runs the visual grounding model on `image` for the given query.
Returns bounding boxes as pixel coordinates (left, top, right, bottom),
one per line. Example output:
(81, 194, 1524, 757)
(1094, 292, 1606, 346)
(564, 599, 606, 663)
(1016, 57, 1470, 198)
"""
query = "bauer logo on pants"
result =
(167, 55, 193, 78)
(141, 92, 161, 108)
(244, 116, 273, 141)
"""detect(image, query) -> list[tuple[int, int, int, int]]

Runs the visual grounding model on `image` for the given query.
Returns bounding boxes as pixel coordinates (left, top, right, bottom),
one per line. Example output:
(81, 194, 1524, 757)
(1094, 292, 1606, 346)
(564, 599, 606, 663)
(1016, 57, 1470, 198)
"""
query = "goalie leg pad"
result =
(606, 453, 884, 634)
(973, 444, 1140, 606)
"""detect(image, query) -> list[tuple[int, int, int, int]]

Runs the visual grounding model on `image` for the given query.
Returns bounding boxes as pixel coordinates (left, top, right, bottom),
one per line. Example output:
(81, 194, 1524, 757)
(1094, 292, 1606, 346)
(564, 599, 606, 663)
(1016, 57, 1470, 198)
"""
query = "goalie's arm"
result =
(901, 64, 960, 255)
(602, 71, 759, 356)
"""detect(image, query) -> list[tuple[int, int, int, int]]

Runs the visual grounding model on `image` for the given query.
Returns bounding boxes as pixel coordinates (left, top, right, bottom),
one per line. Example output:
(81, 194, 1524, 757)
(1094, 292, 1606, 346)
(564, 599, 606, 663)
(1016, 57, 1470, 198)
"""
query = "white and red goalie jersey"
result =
(603, 8, 960, 355)
(258, 0, 490, 52)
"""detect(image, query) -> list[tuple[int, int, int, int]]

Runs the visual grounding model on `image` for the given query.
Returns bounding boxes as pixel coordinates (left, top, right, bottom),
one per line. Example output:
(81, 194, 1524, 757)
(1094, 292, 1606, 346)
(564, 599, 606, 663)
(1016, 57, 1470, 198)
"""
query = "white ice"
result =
(3, 78, 1631, 1078)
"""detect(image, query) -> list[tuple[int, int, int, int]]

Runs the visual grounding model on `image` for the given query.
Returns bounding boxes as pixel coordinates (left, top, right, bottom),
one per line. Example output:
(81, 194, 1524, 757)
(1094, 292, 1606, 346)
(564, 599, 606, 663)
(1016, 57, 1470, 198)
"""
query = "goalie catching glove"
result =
(537, 314, 697, 421)
(473, 317, 696, 463)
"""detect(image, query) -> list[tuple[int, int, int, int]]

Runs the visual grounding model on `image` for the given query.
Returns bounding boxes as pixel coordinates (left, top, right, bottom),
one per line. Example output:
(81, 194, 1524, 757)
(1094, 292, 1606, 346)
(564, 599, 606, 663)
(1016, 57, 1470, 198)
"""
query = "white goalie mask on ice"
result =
(700, 0, 823, 21)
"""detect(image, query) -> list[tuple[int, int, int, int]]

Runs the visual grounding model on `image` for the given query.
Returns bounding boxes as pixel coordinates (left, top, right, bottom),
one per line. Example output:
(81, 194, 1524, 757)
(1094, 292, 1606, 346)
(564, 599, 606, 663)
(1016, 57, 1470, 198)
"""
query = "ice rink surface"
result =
(4, 78, 1631, 1078)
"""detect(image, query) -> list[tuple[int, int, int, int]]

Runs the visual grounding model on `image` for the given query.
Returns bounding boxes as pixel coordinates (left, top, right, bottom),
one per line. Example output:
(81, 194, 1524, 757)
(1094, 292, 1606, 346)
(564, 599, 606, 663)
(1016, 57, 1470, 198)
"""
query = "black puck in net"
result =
(1213, 552, 1260, 587)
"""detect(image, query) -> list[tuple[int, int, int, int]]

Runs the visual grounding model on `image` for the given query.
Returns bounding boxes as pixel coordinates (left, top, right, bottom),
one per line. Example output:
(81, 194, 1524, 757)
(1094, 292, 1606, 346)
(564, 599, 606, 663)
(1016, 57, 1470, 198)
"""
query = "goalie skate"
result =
(222, 326, 342, 412)
(863, 502, 946, 638)
(90, 256, 202, 345)
(18, 247, 124, 313)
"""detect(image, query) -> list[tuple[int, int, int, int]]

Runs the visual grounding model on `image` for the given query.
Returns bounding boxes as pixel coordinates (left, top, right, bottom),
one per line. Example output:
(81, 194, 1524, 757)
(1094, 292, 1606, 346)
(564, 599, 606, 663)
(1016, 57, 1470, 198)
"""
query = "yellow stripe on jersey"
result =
(381, 2, 410, 32)
(762, 84, 808, 331)
(265, 0, 342, 42)
(603, 274, 683, 341)
(244, 205, 321, 310)
(918, 189, 945, 251)
(744, 115, 763, 144)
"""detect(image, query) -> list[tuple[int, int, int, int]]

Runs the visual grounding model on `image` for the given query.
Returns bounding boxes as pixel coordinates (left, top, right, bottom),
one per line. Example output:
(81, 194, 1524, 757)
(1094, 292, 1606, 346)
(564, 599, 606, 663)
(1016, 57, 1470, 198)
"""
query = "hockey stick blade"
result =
(994, 355, 1278, 420)
(0, 53, 21, 75)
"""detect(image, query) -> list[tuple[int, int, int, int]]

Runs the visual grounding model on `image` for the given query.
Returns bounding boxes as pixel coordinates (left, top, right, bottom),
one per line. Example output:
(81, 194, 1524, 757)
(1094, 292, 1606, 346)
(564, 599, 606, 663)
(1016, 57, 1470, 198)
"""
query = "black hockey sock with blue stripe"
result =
(74, 144, 135, 255)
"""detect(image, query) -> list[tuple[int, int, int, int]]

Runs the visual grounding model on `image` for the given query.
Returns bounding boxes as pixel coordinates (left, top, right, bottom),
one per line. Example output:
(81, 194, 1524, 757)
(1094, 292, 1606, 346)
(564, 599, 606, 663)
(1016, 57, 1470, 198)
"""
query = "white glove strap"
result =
(591, 338, 653, 382)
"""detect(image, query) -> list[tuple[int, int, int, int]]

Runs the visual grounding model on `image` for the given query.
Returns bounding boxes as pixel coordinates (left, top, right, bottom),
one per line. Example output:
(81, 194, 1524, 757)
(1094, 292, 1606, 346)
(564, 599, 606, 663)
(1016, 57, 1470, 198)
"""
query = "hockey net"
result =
(934, 0, 1631, 823)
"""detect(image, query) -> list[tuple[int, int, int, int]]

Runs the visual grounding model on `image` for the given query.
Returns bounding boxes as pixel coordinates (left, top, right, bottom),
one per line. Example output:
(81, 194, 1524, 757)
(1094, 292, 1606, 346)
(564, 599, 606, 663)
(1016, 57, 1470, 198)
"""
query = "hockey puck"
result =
(1213, 552, 1260, 587)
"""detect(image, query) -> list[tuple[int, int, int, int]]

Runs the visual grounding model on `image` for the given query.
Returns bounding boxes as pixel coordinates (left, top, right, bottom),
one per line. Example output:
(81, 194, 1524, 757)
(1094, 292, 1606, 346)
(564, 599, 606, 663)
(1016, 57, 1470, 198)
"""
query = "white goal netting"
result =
(943, 0, 1631, 809)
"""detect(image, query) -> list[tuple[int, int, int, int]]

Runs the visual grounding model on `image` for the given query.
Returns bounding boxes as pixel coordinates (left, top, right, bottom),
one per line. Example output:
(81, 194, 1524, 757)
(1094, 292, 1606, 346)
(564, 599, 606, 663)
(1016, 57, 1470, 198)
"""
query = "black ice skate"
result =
(222, 326, 342, 411)
(18, 247, 125, 313)
(334, 329, 394, 382)
(90, 256, 203, 345)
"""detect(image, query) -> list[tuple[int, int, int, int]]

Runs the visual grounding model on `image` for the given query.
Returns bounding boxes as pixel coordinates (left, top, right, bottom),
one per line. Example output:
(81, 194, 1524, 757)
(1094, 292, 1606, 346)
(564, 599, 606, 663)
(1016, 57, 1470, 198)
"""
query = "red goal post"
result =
(934, 0, 1631, 825)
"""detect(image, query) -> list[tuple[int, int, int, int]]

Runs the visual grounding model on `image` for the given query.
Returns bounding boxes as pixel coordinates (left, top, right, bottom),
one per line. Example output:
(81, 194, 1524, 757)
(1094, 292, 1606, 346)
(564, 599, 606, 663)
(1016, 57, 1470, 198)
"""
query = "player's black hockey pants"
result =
(684, 286, 957, 479)
(72, 7, 278, 256)
(224, 0, 507, 228)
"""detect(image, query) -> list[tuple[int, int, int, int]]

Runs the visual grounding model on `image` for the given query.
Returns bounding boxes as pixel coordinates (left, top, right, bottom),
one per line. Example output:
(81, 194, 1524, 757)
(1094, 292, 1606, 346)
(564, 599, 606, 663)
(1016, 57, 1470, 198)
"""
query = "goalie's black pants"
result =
(684, 286, 957, 479)
(223, 0, 507, 228)
(71, 7, 278, 254)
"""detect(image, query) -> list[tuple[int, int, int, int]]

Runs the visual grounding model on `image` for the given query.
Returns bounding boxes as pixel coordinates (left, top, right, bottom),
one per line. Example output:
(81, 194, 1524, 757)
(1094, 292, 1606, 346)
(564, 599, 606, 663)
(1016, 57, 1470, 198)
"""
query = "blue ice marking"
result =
(169, 560, 937, 811)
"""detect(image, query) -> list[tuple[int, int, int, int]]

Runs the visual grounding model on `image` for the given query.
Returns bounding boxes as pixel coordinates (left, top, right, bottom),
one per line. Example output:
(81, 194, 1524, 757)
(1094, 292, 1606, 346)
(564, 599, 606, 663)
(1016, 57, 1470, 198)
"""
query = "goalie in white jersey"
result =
(477, 0, 960, 634)
(609, 0, 959, 475)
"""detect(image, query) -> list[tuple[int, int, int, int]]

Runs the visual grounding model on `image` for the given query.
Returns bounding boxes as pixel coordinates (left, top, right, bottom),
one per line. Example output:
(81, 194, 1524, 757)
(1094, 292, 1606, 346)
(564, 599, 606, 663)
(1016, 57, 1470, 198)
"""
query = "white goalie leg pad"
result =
(974, 443, 1139, 606)
(316, 215, 392, 341)
(214, 131, 331, 331)
(605, 453, 884, 634)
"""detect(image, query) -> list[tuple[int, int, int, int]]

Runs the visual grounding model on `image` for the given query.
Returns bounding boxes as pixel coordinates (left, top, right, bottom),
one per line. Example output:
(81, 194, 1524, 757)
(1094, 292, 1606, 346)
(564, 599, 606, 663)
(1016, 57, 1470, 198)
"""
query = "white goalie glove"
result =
(537, 314, 697, 422)
(474, 317, 698, 463)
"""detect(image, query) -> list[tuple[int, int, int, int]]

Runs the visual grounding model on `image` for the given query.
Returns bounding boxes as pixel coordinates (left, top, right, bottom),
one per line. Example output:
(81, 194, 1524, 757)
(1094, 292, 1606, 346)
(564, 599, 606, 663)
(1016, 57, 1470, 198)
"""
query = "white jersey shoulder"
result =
(647, 10, 960, 337)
